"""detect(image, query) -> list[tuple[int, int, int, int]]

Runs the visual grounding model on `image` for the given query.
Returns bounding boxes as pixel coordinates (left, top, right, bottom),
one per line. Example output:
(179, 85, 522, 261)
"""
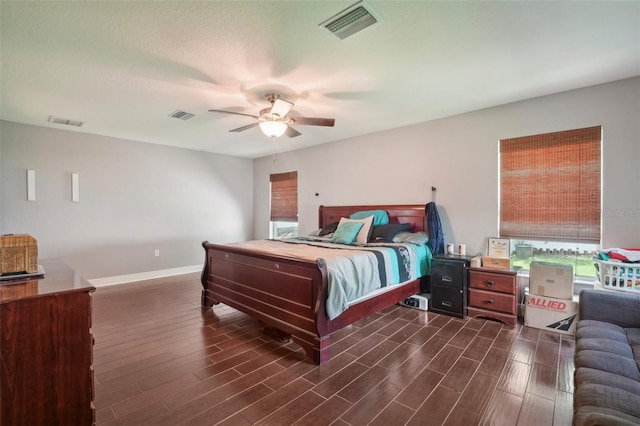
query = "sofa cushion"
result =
(576, 320, 629, 343)
(574, 382, 640, 421)
(574, 410, 640, 426)
(577, 319, 640, 378)
(576, 338, 635, 358)
(578, 290, 640, 328)
(627, 328, 640, 353)
(575, 367, 640, 396)
(575, 349, 640, 381)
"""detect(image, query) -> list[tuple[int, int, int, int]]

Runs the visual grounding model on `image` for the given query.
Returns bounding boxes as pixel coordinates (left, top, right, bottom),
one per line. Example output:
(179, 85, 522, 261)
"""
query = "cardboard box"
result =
(0, 234, 38, 274)
(482, 256, 511, 270)
(529, 261, 574, 300)
(524, 294, 578, 335)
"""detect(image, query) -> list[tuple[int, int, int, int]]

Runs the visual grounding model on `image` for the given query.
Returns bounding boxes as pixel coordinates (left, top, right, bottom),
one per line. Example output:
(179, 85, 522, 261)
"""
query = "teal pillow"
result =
(350, 210, 389, 226)
(331, 221, 364, 244)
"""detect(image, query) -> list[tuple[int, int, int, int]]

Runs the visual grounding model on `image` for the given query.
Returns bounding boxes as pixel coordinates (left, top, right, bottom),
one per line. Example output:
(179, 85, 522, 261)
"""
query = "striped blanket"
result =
(226, 237, 432, 320)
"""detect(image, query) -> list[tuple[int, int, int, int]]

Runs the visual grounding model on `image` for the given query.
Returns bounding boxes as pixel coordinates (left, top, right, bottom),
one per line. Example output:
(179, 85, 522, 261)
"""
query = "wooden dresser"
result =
(468, 267, 518, 326)
(0, 259, 95, 425)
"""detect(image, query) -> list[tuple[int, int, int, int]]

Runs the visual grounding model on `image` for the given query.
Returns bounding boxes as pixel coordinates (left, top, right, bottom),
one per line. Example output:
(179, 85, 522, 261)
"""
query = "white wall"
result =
(254, 77, 640, 256)
(1, 121, 253, 279)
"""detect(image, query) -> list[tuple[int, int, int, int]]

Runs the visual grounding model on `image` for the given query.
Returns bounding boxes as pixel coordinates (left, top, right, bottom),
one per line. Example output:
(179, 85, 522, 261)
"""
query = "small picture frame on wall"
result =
(488, 237, 510, 258)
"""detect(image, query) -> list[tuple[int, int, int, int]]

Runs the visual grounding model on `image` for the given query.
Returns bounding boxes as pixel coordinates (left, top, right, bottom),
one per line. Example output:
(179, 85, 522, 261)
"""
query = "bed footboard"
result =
(201, 237, 424, 365)
(201, 241, 332, 363)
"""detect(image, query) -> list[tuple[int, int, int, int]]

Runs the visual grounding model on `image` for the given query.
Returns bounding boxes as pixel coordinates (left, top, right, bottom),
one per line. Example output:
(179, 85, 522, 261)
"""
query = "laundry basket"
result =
(594, 259, 640, 292)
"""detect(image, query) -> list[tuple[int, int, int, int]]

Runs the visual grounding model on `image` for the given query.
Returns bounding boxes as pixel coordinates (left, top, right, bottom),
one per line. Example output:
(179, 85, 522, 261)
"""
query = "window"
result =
(499, 126, 601, 278)
(269, 171, 298, 238)
(508, 239, 599, 278)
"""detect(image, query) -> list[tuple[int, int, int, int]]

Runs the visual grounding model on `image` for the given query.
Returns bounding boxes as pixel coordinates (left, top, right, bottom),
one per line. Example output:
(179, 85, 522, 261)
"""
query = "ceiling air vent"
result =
(319, 0, 382, 40)
(168, 110, 196, 121)
(48, 116, 83, 127)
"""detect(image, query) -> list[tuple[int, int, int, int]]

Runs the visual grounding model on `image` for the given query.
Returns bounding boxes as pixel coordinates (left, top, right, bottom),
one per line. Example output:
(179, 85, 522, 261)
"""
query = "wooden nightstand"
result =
(468, 267, 518, 326)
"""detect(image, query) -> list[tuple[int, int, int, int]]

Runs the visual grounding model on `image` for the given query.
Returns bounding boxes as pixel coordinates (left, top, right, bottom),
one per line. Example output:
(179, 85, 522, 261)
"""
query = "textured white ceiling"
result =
(1, 1, 639, 159)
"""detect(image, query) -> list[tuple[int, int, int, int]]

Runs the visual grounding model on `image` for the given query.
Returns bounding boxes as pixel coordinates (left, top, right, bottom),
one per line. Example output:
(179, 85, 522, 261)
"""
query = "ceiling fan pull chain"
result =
(271, 136, 277, 162)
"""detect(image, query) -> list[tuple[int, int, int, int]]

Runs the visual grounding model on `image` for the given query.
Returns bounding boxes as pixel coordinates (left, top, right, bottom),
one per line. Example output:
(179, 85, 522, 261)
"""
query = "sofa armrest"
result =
(579, 289, 640, 327)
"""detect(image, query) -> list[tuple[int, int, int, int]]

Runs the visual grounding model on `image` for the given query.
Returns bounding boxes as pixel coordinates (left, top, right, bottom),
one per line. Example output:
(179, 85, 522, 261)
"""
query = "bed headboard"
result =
(319, 204, 428, 233)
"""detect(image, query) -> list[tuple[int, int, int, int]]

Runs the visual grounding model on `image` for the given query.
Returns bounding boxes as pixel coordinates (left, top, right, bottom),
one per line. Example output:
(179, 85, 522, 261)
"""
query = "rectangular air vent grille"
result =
(320, 0, 382, 40)
(169, 110, 196, 121)
(48, 116, 83, 127)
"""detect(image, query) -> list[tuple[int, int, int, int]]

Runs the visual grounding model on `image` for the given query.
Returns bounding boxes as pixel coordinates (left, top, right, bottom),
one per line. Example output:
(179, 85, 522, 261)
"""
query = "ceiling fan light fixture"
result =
(258, 120, 288, 138)
(209, 92, 334, 139)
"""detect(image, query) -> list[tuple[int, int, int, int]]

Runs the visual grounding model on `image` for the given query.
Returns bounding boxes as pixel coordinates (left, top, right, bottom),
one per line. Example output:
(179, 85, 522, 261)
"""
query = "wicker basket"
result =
(594, 259, 640, 292)
(0, 234, 38, 274)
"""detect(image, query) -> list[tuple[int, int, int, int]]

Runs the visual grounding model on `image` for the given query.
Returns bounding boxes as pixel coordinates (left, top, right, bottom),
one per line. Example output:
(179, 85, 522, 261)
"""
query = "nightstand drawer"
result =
(469, 270, 516, 294)
(469, 288, 516, 315)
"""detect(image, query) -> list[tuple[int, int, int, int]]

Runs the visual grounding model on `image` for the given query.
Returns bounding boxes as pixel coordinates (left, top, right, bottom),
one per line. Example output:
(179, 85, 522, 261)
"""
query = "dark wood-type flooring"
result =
(93, 273, 575, 425)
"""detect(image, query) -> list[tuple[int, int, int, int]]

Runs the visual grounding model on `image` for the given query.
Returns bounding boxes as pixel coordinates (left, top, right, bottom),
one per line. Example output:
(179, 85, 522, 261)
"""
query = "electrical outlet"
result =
(154, 249, 160, 257)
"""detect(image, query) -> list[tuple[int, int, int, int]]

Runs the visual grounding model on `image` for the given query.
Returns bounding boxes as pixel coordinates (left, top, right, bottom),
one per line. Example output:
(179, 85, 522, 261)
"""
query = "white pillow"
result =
(393, 231, 430, 245)
(338, 215, 373, 244)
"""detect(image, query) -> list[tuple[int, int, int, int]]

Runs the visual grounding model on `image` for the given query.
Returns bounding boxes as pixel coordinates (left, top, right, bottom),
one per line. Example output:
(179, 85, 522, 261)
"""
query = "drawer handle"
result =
(486, 299, 494, 304)
(442, 276, 452, 282)
(441, 301, 452, 307)
(486, 280, 494, 287)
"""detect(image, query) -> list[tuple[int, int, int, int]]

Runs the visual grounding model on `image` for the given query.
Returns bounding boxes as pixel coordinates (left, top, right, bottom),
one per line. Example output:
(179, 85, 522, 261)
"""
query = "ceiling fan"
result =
(208, 93, 335, 138)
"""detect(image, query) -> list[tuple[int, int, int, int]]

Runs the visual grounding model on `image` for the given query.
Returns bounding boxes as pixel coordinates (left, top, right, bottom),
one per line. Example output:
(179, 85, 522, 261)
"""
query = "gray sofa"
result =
(574, 289, 640, 425)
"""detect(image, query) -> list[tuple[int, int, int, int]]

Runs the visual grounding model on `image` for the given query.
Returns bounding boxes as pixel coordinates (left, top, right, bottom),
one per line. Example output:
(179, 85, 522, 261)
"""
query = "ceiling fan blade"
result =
(229, 122, 259, 133)
(288, 116, 335, 127)
(285, 126, 302, 138)
(208, 109, 259, 119)
(270, 98, 294, 118)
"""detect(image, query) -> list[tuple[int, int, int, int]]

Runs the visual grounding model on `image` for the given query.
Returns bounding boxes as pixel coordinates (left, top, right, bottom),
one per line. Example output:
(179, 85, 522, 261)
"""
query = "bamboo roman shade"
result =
(499, 126, 601, 243)
(270, 171, 298, 222)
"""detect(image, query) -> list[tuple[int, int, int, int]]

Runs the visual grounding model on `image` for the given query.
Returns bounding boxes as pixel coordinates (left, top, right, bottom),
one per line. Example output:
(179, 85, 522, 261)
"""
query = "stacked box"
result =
(528, 261, 574, 299)
(524, 261, 577, 334)
(524, 294, 578, 335)
(0, 234, 38, 274)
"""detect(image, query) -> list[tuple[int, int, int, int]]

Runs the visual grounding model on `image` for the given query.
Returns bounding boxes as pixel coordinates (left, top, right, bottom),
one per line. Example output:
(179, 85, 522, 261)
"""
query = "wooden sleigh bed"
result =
(201, 204, 429, 365)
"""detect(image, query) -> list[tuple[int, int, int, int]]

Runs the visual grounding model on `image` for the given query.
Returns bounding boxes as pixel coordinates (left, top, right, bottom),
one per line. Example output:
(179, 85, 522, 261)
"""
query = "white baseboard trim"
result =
(89, 265, 202, 287)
